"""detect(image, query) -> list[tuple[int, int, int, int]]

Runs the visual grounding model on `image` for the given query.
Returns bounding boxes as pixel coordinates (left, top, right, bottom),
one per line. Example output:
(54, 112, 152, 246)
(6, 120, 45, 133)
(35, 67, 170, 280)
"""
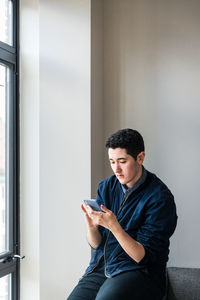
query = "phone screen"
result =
(83, 199, 103, 212)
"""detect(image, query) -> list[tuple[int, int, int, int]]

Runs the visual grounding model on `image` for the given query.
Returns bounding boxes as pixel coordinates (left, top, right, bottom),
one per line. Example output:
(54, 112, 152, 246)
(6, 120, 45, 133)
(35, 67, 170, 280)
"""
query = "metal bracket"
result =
(2, 254, 25, 264)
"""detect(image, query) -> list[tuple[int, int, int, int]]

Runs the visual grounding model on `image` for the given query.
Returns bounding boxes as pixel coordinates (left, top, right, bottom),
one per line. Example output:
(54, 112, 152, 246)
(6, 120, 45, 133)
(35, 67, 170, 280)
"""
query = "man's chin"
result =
(117, 176, 126, 184)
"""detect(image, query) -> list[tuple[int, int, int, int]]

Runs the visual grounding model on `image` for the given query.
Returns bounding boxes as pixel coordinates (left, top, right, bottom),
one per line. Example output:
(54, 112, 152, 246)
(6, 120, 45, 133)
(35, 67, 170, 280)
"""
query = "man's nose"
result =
(115, 163, 121, 173)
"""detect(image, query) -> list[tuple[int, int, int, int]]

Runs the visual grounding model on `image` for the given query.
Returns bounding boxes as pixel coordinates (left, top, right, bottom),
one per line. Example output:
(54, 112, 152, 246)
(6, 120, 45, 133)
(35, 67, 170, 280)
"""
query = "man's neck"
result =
(126, 165, 143, 189)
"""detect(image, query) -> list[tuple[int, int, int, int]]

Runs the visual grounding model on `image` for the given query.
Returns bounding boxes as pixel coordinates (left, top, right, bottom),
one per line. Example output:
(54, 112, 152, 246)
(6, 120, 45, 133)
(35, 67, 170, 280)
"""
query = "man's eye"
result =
(120, 161, 126, 164)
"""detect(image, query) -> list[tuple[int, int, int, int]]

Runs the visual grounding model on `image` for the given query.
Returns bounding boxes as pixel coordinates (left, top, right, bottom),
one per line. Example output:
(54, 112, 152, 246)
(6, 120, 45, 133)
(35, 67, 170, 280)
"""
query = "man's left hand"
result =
(85, 205, 119, 231)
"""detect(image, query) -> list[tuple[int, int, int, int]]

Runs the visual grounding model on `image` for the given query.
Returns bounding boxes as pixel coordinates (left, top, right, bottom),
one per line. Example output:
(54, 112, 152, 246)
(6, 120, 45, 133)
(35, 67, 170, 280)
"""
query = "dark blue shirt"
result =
(84, 169, 177, 279)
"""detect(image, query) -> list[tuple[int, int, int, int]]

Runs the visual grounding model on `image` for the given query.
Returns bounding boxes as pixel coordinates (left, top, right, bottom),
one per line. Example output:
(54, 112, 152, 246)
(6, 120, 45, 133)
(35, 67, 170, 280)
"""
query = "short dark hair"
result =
(105, 128, 145, 160)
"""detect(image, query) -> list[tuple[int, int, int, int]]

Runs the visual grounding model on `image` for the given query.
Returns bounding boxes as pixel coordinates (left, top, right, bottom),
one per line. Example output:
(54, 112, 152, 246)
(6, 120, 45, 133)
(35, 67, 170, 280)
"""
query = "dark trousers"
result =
(67, 259, 164, 300)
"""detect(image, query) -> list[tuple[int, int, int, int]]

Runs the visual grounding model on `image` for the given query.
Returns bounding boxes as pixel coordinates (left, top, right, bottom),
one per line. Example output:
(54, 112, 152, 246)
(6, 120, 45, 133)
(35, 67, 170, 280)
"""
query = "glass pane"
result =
(0, 63, 9, 253)
(0, 274, 11, 300)
(0, 0, 13, 46)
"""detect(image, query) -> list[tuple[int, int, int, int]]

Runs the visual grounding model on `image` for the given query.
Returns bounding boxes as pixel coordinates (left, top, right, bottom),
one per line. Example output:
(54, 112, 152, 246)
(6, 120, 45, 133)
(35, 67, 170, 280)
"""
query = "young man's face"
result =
(108, 148, 145, 188)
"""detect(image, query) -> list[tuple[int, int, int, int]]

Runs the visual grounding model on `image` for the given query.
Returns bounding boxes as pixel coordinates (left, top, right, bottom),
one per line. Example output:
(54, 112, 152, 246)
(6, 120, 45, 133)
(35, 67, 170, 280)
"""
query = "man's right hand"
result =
(81, 203, 102, 249)
(81, 203, 98, 228)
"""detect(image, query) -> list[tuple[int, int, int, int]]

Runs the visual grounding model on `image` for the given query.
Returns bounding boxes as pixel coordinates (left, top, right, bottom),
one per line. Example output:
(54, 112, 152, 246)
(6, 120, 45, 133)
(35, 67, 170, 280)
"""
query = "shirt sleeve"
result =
(136, 190, 177, 265)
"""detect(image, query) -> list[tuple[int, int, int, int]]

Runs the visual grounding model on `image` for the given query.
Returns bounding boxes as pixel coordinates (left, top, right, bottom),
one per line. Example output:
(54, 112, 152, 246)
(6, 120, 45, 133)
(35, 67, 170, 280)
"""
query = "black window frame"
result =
(0, 1, 20, 300)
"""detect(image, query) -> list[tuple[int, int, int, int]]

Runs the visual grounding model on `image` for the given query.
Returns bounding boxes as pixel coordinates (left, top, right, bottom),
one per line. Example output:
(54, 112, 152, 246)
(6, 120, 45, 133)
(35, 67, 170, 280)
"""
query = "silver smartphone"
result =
(83, 199, 103, 212)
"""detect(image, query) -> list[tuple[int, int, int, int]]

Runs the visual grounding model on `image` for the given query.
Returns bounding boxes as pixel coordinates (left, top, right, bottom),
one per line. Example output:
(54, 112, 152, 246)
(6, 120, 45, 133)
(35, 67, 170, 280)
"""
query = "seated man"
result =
(67, 128, 177, 300)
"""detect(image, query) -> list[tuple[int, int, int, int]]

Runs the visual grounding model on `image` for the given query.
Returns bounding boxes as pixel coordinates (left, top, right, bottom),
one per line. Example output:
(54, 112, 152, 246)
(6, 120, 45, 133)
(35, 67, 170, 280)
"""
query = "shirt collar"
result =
(121, 166, 147, 194)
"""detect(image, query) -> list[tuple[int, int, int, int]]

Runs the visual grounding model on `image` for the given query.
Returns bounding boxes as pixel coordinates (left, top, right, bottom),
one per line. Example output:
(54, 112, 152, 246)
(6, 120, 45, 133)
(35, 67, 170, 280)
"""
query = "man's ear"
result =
(137, 152, 145, 165)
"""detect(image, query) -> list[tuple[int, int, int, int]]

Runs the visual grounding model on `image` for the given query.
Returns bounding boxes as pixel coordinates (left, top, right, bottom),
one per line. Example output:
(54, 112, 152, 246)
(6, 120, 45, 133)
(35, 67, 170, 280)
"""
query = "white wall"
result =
(39, 1, 91, 299)
(103, 0, 200, 267)
(20, 0, 91, 299)
(91, 0, 104, 197)
(20, 0, 40, 299)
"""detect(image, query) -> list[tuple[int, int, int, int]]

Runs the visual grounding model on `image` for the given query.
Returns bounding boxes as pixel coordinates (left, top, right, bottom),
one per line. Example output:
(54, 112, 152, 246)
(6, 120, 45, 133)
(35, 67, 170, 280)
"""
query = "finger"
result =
(85, 205, 93, 213)
(81, 203, 87, 213)
(100, 205, 110, 213)
(81, 204, 91, 217)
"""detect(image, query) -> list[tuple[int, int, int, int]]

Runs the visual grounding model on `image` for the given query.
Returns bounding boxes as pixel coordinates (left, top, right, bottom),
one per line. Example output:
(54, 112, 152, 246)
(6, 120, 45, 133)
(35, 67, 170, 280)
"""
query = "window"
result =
(0, 1, 19, 300)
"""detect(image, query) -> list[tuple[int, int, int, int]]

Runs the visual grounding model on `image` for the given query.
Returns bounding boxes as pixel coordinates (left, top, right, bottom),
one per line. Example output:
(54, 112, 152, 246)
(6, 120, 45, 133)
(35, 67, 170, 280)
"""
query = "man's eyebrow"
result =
(109, 157, 127, 161)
